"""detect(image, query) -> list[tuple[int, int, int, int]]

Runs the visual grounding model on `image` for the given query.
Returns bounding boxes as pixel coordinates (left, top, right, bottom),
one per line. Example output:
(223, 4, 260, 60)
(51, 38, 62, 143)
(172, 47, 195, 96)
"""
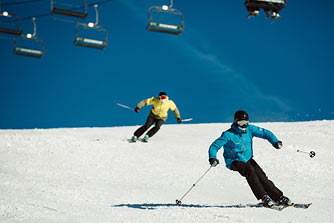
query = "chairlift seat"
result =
(14, 35, 44, 58)
(51, 0, 88, 18)
(0, 12, 22, 36)
(147, 6, 184, 35)
(52, 8, 88, 18)
(0, 27, 22, 35)
(245, 0, 286, 11)
(14, 46, 44, 58)
(74, 23, 108, 49)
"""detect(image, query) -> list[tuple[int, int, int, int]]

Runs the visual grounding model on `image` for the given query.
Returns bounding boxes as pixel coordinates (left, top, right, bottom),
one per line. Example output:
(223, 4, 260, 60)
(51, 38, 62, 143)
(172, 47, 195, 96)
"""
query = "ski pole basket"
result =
(14, 18, 44, 58)
(147, 0, 184, 35)
(51, 0, 88, 18)
(74, 5, 108, 49)
(0, 11, 22, 36)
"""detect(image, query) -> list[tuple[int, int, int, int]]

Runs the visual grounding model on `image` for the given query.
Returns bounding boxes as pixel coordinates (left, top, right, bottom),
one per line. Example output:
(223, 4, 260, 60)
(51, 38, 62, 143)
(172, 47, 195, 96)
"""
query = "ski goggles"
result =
(159, 95, 167, 100)
(237, 120, 249, 127)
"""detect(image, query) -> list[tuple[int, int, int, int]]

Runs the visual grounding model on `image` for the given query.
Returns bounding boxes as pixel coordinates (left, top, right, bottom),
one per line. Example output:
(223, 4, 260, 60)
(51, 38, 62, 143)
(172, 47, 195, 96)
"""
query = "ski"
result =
(262, 203, 286, 211)
(284, 203, 312, 209)
(227, 203, 286, 211)
(246, 202, 311, 210)
(127, 138, 149, 143)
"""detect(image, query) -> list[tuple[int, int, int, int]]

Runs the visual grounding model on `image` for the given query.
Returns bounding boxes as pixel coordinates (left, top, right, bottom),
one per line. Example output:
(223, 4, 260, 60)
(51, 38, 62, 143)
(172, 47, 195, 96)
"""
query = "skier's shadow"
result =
(112, 203, 262, 210)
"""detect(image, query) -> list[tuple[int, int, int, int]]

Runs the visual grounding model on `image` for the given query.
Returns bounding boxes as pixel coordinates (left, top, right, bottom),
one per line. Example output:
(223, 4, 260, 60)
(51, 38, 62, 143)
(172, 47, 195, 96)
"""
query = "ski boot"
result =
(252, 10, 259, 16)
(130, 136, 137, 142)
(248, 9, 259, 18)
(278, 195, 292, 206)
(262, 194, 275, 207)
(143, 135, 149, 142)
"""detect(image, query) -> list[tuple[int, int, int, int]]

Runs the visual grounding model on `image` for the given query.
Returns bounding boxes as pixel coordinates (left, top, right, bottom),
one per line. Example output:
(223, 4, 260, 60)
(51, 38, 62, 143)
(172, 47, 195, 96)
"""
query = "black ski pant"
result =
(230, 158, 283, 201)
(134, 115, 165, 138)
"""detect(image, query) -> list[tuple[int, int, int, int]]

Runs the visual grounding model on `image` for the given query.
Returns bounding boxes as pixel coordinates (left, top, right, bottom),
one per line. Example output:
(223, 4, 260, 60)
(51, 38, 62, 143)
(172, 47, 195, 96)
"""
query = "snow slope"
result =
(1, 121, 334, 223)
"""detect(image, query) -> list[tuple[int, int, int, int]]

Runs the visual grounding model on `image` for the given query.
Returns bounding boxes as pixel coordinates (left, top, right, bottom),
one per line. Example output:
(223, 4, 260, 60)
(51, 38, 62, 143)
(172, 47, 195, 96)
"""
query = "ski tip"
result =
(291, 203, 312, 208)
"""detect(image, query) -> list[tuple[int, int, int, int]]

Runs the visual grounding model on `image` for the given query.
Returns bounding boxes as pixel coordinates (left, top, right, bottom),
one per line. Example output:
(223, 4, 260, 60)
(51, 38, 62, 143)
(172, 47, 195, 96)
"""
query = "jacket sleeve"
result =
(249, 124, 279, 146)
(208, 132, 229, 159)
(137, 97, 154, 109)
(170, 101, 181, 119)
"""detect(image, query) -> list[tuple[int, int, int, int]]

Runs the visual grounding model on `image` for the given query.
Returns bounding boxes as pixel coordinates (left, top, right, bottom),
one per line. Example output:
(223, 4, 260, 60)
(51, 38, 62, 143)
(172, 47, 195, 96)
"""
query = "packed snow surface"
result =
(1, 121, 334, 223)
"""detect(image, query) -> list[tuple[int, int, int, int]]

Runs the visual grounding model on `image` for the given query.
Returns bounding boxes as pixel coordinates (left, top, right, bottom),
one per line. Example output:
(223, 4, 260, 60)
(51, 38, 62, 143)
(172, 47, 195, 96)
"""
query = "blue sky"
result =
(0, 0, 333, 129)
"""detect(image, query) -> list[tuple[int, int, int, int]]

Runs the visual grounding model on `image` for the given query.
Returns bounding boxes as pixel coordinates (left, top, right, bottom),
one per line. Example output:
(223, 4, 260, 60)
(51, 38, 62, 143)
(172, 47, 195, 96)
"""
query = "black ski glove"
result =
(209, 158, 219, 167)
(134, 107, 140, 113)
(177, 118, 181, 123)
(274, 141, 283, 149)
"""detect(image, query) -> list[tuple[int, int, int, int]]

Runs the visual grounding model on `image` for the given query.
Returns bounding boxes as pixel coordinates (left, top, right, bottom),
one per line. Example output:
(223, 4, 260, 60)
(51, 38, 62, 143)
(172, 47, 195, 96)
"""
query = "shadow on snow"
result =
(112, 203, 263, 210)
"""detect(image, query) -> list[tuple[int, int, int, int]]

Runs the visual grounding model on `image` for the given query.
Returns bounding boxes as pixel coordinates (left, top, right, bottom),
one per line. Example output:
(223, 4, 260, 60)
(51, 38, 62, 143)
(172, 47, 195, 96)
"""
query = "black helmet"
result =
(234, 110, 249, 130)
(159, 91, 167, 96)
(234, 110, 249, 122)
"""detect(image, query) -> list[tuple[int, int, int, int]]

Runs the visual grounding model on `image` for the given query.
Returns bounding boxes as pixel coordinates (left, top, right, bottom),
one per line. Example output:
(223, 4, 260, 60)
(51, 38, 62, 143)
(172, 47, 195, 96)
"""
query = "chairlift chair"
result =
(245, 0, 286, 19)
(74, 23, 107, 49)
(14, 18, 44, 58)
(74, 5, 108, 49)
(147, 0, 184, 35)
(0, 0, 23, 36)
(51, 0, 88, 18)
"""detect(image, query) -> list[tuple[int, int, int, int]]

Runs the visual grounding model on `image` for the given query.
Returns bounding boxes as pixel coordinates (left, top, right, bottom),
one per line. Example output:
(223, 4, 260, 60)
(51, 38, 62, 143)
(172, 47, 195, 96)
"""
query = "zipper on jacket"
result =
(230, 145, 236, 159)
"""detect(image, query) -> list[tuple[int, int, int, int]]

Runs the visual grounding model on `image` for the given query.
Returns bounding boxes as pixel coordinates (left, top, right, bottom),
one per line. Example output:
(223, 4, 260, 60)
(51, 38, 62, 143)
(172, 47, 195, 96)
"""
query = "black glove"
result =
(177, 118, 181, 123)
(274, 141, 283, 149)
(209, 158, 219, 167)
(134, 107, 140, 113)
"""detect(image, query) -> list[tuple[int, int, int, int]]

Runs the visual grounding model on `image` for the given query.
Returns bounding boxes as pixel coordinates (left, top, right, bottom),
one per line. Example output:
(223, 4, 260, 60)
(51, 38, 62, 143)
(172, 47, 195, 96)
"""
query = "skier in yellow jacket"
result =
(131, 92, 181, 142)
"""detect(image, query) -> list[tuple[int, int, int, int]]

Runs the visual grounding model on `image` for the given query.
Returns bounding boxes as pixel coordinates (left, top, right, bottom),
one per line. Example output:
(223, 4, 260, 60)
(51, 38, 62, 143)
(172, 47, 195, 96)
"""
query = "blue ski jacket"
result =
(208, 123, 280, 169)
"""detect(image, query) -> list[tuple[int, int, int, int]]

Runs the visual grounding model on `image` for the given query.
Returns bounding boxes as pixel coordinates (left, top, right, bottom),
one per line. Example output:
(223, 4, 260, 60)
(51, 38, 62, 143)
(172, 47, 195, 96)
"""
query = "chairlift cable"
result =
(2, 0, 44, 7)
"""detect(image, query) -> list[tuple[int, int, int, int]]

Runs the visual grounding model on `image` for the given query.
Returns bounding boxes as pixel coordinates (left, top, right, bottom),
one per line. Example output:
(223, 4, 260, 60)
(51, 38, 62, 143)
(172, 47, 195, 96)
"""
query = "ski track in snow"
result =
(0, 121, 334, 223)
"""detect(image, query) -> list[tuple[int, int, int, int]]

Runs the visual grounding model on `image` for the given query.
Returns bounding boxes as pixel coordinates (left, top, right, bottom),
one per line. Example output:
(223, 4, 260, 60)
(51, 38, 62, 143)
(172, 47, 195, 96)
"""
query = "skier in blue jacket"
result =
(208, 110, 291, 207)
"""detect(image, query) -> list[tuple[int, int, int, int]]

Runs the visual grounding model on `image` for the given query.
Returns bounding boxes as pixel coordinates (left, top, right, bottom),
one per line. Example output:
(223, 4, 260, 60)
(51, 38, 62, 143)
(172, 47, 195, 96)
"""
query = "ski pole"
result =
(116, 102, 135, 111)
(296, 149, 316, 158)
(181, 118, 193, 122)
(176, 165, 213, 205)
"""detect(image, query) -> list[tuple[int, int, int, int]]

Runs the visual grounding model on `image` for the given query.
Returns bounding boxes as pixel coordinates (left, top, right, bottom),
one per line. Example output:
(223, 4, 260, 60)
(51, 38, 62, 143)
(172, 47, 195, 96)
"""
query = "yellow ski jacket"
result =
(137, 96, 181, 121)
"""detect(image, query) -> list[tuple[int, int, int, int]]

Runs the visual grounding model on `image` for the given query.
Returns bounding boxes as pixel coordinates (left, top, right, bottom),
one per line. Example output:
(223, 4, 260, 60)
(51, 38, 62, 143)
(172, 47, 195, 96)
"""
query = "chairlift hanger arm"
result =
(169, 0, 173, 8)
(94, 4, 99, 25)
